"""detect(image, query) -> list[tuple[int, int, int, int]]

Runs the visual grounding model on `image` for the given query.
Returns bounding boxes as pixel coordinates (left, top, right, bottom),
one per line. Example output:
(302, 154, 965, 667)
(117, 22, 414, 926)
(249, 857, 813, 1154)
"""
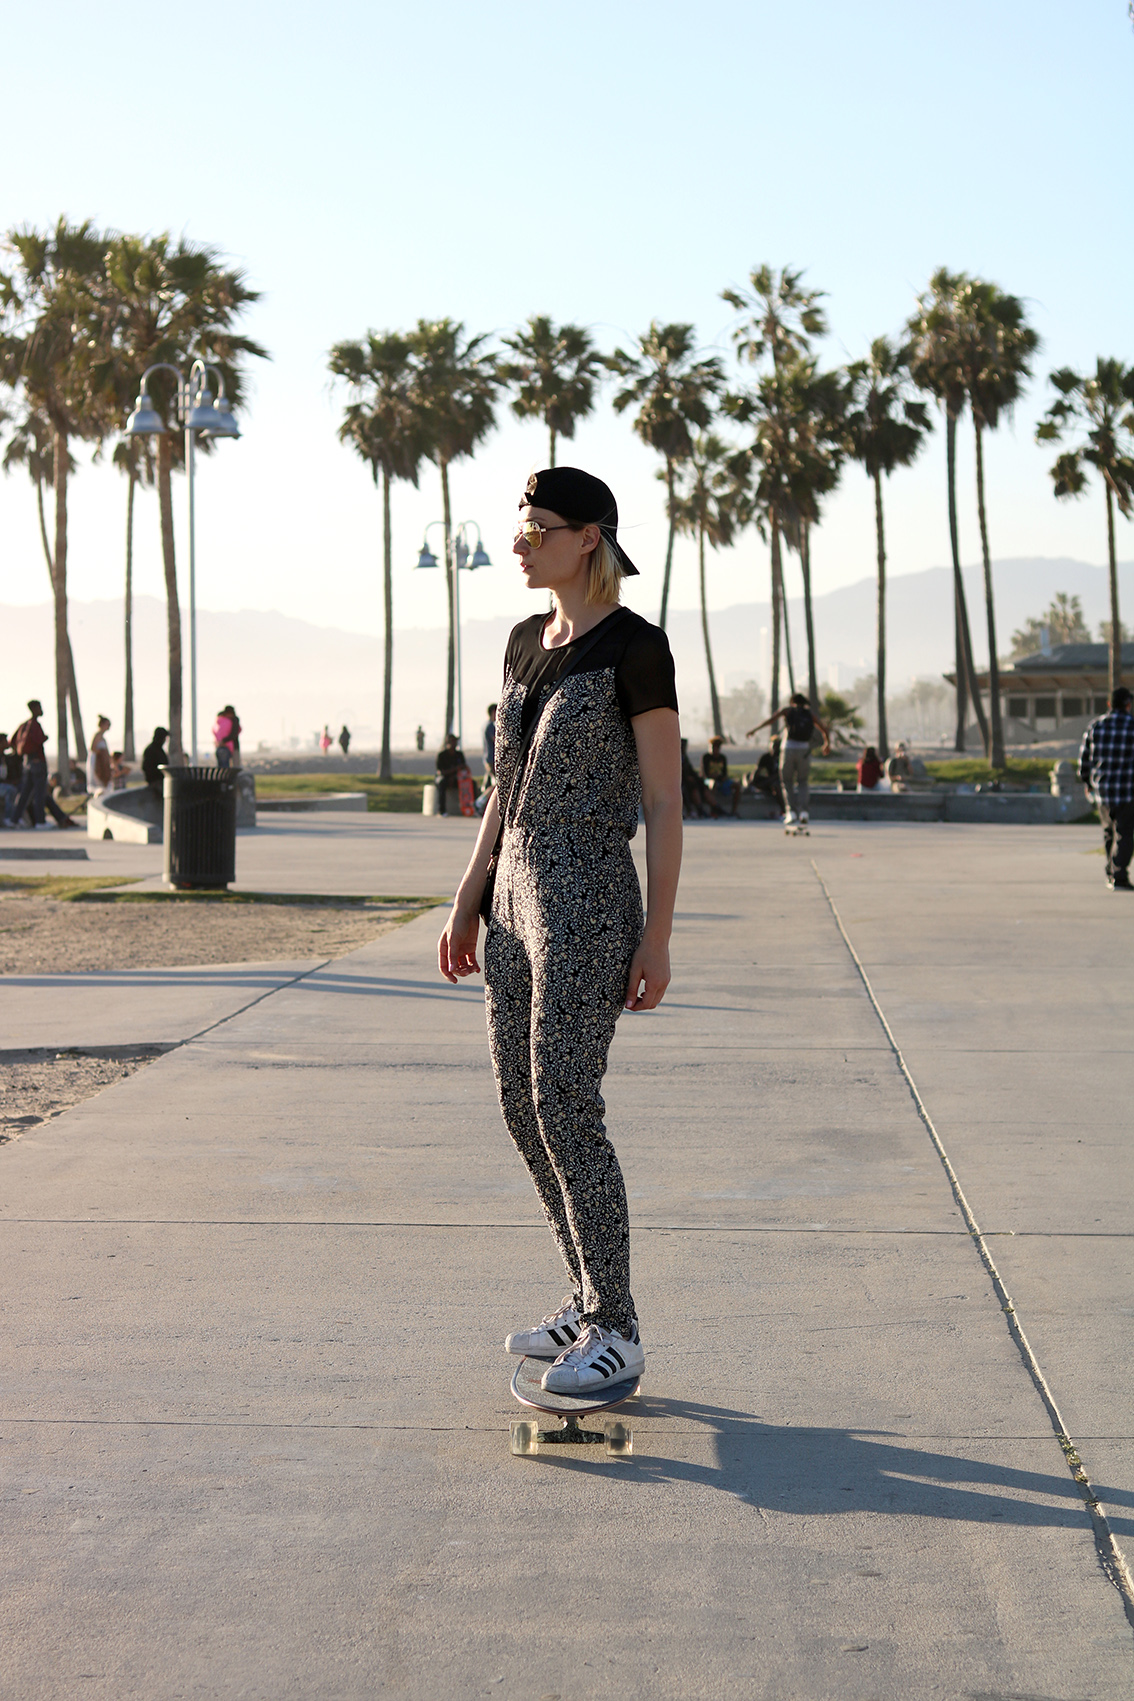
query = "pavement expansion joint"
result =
(810, 857, 1134, 1629)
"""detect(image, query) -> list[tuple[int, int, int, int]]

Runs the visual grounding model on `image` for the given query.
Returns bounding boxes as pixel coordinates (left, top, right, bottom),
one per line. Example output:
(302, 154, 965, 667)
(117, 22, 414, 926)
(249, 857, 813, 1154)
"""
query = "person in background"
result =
(320, 724, 332, 756)
(435, 732, 468, 816)
(700, 735, 739, 817)
(745, 739, 785, 816)
(0, 734, 18, 824)
(415, 725, 426, 752)
(109, 752, 131, 789)
(857, 746, 884, 790)
(87, 714, 112, 798)
(886, 742, 914, 791)
(1079, 685, 1134, 891)
(7, 700, 77, 829)
(483, 703, 498, 791)
(338, 725, 351, 755)
(142, 727, 169, 797)
(214, 706, 241, 768)
(748, 692, 831, 830)
(681, 738, 717, 818)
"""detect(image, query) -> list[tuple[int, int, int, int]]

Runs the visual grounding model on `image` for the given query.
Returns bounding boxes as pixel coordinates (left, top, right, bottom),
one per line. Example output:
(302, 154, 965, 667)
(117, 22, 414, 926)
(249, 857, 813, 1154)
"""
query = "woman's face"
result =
(513, 506, 598, 594)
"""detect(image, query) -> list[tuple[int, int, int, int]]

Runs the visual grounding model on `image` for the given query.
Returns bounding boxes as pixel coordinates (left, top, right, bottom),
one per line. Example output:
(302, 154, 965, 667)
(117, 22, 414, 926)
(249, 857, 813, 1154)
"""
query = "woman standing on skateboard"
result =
(439, 468, 682, 1393)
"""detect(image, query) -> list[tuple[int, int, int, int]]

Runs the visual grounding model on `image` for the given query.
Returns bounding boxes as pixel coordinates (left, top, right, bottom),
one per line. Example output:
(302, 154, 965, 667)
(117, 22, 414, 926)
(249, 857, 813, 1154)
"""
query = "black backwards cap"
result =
(520, 467, 639, 576)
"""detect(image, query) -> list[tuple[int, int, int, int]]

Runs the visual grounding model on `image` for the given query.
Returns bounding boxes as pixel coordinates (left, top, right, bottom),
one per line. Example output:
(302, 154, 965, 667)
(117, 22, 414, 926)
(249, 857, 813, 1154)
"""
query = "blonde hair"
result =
(584, 531, 625, 606)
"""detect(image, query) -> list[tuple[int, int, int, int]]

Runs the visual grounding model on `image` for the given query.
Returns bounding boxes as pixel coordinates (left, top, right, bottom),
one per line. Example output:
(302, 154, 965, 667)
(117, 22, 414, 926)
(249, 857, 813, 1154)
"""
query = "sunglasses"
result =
(513, 520, 576, 549)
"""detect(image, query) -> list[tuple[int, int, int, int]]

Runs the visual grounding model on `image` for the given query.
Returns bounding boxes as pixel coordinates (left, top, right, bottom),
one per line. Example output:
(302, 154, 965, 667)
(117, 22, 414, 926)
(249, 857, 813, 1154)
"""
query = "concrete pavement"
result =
(2, 815, 1132, 1699)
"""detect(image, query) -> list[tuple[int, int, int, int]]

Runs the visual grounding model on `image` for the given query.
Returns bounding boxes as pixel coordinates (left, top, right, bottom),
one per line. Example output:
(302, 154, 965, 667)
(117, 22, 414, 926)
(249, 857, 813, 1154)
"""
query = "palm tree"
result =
(955, 279, 1039, 768)
(721, 265, 828, 712)
(846, 338, 932, 759)
(671, 433, 751, 737)
(906, 269, 989, 754)
(0, 219, 111, 787)
(95, 233, 267, 759)
(608, 322, 723, 629)
(1037, 359, 1134, 694)
(329, 331, 426, 780)
(406, 319, 500, 737)
(781, 362, 847, 709)
(1, 401, 88, 758)
(499, 316, 603, 466)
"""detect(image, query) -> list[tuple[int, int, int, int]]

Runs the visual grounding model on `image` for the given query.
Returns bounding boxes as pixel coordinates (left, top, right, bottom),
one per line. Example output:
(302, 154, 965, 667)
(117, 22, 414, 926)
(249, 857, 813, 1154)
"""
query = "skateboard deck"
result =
(457, 768, 476, 817)
(509, 1356, 640, 1457)
(784, 822, 810, 836)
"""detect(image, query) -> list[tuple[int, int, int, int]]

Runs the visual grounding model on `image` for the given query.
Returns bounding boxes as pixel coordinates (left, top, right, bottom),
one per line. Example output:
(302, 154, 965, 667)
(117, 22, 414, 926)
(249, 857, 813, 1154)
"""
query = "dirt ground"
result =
(0, 892, 438, 977)
(0, 1046, 167, 1144)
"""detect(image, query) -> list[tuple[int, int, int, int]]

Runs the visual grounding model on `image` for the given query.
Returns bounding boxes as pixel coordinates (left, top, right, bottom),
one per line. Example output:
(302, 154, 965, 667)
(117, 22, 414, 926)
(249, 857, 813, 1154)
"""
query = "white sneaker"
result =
(799, 811, 809, 824)
(541, 1322, 644, 1393)
(783, 809, 796, 826)
(505, 1295, 582, 1359)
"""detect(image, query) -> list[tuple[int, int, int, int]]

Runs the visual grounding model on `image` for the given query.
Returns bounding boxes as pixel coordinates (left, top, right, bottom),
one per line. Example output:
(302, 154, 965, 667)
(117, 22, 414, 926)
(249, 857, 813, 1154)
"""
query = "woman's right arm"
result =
(438, 786, 501, 984)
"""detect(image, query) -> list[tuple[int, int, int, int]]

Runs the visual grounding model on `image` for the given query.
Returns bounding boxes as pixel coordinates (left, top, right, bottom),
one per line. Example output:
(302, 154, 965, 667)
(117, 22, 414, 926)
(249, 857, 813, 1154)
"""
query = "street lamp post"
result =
(415, 519, 490, 748)
(124, 360, 240, 763)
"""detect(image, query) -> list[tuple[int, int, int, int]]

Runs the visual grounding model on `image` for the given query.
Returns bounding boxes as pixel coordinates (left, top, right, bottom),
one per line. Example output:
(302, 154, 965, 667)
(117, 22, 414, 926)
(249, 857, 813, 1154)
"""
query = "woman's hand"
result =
(439, 904, 481, 983)
(624, 932, 671, 1012)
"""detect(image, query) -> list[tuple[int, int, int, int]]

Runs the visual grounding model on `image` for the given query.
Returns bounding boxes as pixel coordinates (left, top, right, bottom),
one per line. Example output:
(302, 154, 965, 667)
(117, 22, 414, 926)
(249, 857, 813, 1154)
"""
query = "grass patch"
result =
(0, 874, 145, 902)
(254, 773, 425, 812)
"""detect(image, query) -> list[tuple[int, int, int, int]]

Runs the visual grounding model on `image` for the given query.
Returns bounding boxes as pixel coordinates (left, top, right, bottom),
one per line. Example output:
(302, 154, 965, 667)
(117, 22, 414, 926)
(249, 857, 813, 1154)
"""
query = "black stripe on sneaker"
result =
(596, 1355, 617, 1376)
(607, 1347, 625, 1370)
(562, 1324, 578, 1342)
(547, 1329, 564, 1346)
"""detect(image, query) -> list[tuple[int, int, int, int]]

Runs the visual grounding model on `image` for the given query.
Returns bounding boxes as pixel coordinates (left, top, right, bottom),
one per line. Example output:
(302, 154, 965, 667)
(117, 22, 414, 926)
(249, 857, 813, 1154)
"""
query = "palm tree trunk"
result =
(52, 430, 72, 794)
(699, 522, 723, 738)
(874, 469, 889, 762)
(782, 574, 796, 694)
(380, 464, 394, 782)
(800, 519, 819, 708)
(37, 472, 85, 762)
(769, 514, 783, 715)
(123, 468, 136, 761)
(659, 457, 677, 629)
(549, 425, 557, 468)
(1106, 479, 1121, 694)
(441, 458, 455, 738)
(157, 434, 184, 760)
(946, 413, 988, 753)
(974, 423, 1004, 768)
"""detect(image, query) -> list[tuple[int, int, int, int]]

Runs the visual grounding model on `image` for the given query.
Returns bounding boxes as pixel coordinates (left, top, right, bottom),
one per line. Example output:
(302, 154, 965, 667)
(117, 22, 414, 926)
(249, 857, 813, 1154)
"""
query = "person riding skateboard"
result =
(748, 693, 830, 829)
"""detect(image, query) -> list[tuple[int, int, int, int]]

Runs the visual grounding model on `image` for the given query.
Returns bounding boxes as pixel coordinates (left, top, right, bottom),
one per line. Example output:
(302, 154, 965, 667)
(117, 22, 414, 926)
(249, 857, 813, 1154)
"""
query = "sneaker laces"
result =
(537, 1295, 580, 1329)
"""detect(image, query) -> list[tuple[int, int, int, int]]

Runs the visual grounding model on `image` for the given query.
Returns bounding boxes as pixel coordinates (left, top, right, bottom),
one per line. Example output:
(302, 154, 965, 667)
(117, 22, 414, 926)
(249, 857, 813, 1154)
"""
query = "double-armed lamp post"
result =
(124, 360, 241, 764)
(416, 520, 490, 748)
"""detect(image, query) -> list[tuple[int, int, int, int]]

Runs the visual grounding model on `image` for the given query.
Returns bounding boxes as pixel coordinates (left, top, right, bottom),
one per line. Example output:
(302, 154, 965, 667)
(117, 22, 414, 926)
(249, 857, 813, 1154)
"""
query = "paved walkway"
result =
(2, 817, 1132, 1699)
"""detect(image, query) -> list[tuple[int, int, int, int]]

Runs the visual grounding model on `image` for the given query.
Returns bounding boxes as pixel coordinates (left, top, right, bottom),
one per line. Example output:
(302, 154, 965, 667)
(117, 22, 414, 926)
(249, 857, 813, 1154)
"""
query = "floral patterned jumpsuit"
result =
(483, 607, 678, 1335)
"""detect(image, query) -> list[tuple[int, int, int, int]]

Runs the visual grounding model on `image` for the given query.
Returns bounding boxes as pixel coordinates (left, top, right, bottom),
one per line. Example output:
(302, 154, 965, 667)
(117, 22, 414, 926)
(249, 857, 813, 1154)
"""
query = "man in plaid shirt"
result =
(1079, 686, 1134, 890)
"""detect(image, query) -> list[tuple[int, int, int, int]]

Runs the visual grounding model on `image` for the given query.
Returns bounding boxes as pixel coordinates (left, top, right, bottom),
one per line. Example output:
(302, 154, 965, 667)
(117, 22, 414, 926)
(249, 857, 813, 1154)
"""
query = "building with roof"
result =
(952, 641, 1133, 742)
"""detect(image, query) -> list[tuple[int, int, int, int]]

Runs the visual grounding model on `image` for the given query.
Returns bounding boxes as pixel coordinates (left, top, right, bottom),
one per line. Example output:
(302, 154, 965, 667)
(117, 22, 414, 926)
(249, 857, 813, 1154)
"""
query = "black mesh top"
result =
(504, 608, 679, 740)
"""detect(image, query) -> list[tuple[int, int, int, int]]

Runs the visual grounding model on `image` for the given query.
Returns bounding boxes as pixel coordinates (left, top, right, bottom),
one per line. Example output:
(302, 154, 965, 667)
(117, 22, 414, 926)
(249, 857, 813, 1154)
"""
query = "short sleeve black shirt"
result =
(504, 607, 678, 740)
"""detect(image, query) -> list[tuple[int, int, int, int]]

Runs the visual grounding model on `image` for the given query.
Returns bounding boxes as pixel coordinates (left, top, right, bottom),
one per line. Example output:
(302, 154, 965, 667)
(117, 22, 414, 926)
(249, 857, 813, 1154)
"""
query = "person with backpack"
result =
(438, 468, 682, 1397)
(6, 700, 78, 829)
(748, 692, 831, 830)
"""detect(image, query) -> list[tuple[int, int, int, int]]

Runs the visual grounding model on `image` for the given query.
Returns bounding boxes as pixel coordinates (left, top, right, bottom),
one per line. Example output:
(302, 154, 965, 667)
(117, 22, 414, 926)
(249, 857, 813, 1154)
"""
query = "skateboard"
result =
(509, 1356, 641, 1458)
(784, 820, 810, 836)
(457, 767, 477, 818)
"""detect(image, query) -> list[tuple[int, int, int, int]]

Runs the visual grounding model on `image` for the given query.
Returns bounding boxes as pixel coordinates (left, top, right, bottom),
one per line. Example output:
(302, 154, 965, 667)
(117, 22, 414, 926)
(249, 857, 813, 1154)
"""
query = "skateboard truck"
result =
(510, 1416, 633, 1458)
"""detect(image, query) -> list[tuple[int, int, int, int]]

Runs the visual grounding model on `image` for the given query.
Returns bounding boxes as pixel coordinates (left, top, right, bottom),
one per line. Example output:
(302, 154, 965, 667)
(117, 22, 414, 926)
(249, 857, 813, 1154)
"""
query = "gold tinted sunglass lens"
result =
(517, 521, 543, 548)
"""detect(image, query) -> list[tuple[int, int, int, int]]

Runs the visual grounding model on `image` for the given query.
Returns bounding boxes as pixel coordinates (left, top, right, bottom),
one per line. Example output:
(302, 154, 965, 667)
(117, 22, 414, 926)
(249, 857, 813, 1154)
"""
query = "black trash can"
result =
(162, 766, 237, 890)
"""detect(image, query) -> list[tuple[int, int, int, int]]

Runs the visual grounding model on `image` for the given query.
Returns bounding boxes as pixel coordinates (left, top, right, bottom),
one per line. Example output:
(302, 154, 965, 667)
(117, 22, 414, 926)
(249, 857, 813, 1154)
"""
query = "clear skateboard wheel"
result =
(510, 1420, 538, 1456)
(605, 1422, 632, 1458)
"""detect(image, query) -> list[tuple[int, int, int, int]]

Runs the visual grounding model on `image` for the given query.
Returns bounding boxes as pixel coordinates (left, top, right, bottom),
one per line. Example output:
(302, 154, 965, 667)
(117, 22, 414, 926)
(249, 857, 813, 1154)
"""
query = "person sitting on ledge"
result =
(857, 746, 884, 790)
(142, 727, 169, 797)
(436, 733, 469, 817)
(700, 735, 739, 817)
(886, 742, 913, 791)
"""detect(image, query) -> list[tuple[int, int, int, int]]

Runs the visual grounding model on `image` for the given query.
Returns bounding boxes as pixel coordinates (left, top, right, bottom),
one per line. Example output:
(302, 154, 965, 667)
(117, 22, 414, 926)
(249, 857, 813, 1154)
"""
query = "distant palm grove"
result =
(4, 220, 1134, 787)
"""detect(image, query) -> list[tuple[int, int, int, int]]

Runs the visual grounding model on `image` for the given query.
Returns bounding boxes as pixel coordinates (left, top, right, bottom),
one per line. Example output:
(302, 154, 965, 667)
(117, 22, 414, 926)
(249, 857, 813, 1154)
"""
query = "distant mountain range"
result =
(3, 556, 1131, 752)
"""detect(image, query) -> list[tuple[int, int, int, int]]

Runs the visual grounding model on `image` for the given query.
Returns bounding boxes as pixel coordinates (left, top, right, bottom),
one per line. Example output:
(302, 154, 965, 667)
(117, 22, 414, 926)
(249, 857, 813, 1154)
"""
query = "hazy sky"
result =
(4, 0, 1133, 652)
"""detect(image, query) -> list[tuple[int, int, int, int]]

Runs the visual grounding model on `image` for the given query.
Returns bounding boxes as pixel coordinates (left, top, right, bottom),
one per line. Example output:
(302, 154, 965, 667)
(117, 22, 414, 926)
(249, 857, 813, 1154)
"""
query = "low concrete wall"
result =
(736, 787, 1088, 825)
(255, 792, 368, 813)
(87, 786, 162, 844)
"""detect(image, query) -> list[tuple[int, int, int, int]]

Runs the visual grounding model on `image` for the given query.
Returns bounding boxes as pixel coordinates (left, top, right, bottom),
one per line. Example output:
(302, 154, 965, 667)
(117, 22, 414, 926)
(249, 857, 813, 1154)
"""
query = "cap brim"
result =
(615, 543, 639, 577)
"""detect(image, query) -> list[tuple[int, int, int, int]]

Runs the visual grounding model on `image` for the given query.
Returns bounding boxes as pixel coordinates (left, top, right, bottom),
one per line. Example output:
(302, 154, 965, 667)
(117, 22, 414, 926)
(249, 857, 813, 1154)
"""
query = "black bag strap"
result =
(495, 607, 631, 837)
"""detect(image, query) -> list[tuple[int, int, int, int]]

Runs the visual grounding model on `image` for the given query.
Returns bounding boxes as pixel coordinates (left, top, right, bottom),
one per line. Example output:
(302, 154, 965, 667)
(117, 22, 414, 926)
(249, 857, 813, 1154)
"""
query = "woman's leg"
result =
(485, 919, 583, 1300)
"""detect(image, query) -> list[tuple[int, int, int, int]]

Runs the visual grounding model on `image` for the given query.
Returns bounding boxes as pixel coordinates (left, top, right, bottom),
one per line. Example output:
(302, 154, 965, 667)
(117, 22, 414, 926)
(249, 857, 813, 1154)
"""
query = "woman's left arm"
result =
(626, 707, 683, 1012)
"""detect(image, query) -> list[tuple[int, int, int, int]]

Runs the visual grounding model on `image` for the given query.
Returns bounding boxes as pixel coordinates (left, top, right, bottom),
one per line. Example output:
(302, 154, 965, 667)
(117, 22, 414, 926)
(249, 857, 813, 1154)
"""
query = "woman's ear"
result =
(579, 523, 600, 555)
